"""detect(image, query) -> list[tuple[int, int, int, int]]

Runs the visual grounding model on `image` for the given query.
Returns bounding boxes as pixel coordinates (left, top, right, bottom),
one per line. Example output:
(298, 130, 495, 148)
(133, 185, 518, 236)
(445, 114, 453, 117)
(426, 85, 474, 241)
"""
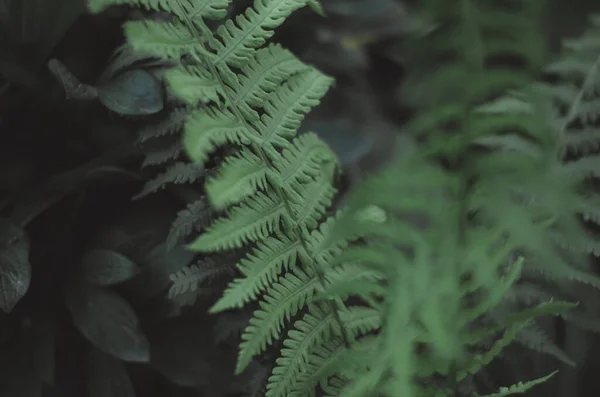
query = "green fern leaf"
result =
(188, 192, 287, 251)
(206, 147, 270, 209)
(138, 107, 189, 143)
(166, 198, 213, 250)
(477, 371, 558, 397)
(209, 0, 309, 68)
(141, 141, 182, 167)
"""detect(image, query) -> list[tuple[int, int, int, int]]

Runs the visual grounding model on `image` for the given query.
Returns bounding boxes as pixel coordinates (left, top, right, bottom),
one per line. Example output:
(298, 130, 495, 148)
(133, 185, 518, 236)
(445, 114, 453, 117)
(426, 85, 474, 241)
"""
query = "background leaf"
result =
(80, 248, 139, 286)
(0, 217, 31, 312)
(65, 283, 150, 363)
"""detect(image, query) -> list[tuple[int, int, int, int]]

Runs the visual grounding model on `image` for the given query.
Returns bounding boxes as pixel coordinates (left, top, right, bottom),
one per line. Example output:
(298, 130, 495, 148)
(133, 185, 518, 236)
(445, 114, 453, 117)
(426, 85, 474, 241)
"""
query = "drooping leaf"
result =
(0, 218, 31, 313)
(65, 284, 150, 362)
(80, 249, 139, 286)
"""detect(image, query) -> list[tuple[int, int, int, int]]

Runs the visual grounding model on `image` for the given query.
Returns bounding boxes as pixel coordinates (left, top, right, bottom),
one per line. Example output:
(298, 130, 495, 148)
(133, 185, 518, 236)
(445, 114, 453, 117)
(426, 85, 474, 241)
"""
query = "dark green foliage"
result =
(66, 283, 150, 362)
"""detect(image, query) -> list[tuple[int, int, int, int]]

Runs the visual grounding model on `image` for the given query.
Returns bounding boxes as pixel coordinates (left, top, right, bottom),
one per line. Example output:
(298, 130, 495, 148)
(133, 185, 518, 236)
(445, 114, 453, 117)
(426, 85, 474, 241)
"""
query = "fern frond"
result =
(541, 16, 600, 160)
(470, 18, 600, 368)
(515, 321, 574, 366)
(138, 107, 189, 143)
(168, 255, 235, 304)
(141, 141, 182, 167)
(133, 161, 204, 199)
(477, 371, 558, 397)
(111, 2, 345, 382)
(208, 0, 308, 68)
(190, 191, 287, 251)
(168, 260, 210, 298)
(166, 198, 213, 250)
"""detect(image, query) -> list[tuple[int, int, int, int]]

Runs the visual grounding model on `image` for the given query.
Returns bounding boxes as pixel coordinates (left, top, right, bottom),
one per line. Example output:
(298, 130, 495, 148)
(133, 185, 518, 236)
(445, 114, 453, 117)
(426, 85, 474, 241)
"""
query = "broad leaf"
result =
(80, 249, 138, 286)
(65, 284, 150, 362)
(0, 218, 31, 313)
